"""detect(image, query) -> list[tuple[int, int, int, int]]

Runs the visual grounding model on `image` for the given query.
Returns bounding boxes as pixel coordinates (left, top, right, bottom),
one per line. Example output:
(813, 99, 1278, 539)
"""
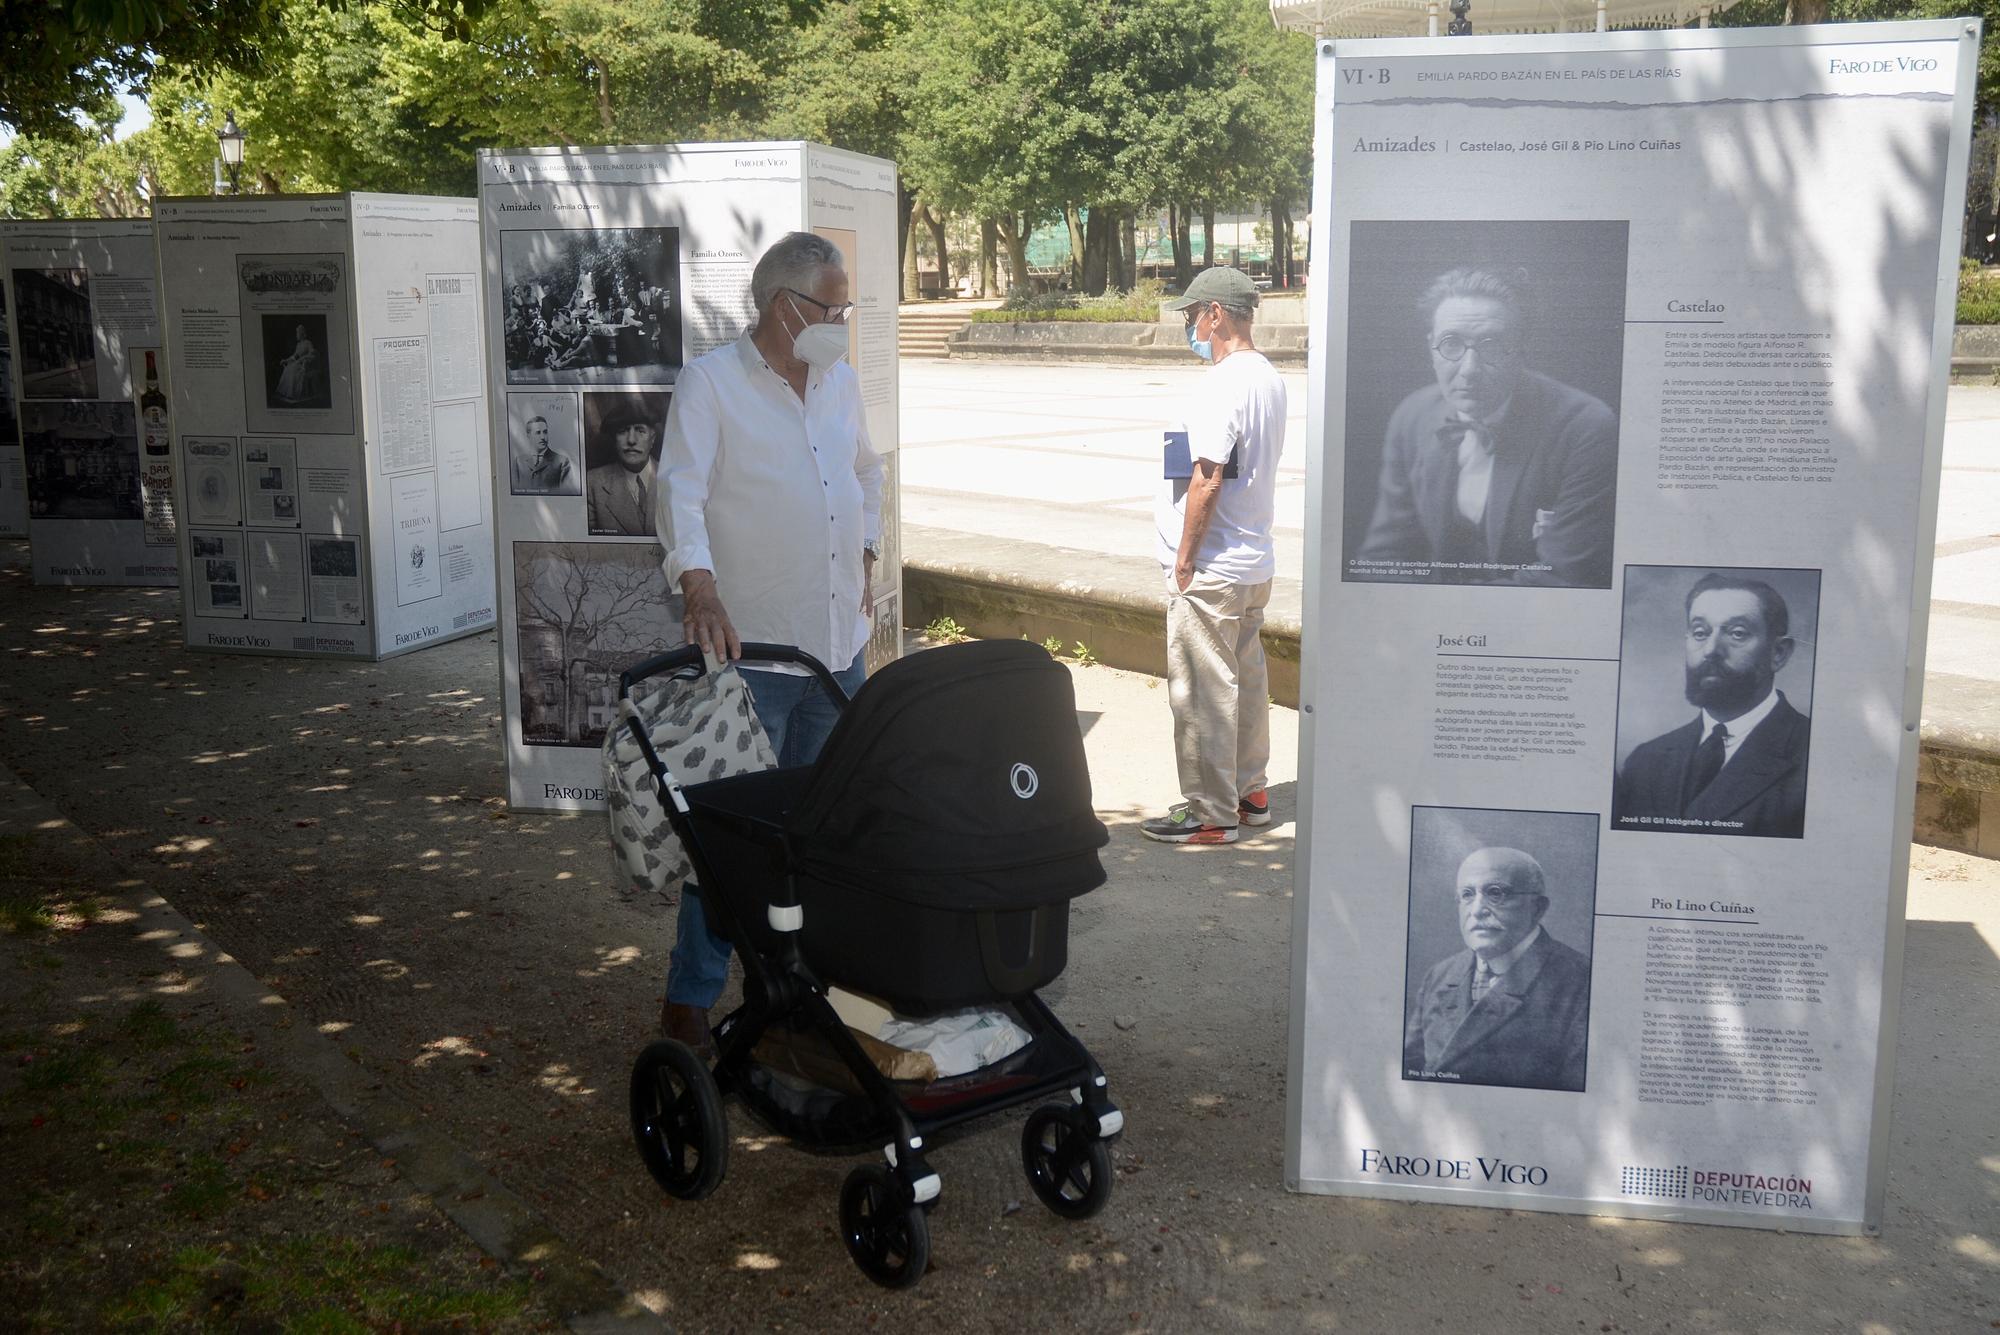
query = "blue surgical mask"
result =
(1185, 320, 1213, 362)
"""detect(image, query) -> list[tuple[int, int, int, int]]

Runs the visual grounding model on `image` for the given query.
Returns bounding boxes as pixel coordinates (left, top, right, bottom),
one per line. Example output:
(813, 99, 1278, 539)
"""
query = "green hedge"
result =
(1960, 261, 2000, 325)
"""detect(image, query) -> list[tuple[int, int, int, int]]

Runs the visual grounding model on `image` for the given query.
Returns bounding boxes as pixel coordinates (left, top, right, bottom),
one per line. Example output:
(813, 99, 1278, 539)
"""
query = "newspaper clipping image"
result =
(190, 530, 247, 618)
(237, 254, 355, 435)
(307, 535, 365, 624)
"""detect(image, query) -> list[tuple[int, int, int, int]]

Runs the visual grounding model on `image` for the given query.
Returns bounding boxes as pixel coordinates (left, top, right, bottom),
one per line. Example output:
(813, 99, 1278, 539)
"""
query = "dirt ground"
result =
(0, 566, 1996, 1333)
(0, 818, 561, 1331)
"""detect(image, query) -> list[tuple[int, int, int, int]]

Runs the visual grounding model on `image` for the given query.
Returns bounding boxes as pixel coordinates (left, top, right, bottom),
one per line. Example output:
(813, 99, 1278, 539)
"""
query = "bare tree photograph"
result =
(513, 541, 683, 748)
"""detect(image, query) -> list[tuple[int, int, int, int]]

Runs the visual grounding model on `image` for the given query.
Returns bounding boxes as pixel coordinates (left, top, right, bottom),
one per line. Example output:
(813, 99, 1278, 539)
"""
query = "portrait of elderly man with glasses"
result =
(652, 230, 883, 1055)
(1402, 844, 1593, 1093)
(1350, 265, 1618, 589)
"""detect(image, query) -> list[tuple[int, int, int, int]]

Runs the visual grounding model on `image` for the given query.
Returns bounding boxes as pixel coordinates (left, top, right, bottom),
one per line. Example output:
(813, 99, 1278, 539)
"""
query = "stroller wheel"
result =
(630, 1040, 728, 1200)
(839, 1164, 931, 1289)
(1021, 1105, 1113, 1220)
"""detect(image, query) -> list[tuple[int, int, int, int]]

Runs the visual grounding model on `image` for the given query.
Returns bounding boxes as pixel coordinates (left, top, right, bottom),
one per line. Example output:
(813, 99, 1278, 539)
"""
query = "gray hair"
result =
(1419, 265, 1532, 330)
(1458, 846, 1548, 900)
(750, 232, 845, 314)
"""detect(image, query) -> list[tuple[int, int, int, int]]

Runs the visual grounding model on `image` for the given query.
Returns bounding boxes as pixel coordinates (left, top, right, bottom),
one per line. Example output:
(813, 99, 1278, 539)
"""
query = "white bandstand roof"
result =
(1269, 0, 1741, 36)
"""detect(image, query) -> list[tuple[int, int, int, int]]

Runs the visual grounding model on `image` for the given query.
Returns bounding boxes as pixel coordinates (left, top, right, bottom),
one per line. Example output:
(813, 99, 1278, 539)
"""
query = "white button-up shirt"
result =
(656, 332, 883, 672)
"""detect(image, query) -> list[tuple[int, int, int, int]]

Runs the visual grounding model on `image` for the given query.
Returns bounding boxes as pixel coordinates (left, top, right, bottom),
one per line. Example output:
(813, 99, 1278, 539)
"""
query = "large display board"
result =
(479, 142, 901, 811)
(1286, 21, 1976, 1234)
(0, 220, 179, 584)
(155, 194, 495, 657)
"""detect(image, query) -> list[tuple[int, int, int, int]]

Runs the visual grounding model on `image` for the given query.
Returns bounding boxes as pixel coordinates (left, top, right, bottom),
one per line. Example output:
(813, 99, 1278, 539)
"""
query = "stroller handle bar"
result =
(618, 642, 853, 707)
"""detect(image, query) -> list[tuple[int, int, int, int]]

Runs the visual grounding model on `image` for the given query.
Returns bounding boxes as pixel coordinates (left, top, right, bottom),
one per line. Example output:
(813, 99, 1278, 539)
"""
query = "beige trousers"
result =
(1165, 570, 1273, 826)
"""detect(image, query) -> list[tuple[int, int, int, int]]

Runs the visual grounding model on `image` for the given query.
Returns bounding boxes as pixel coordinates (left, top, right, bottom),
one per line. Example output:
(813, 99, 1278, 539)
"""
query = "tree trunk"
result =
(997, 214, 1030, 294)
(922, 203, 950, 297)
(1170, 203, 1194, 289)
(1121, 212, 1137, 290)
(1112, 209, 1128, 293)
(902, 193, 922, 302)
(1080, 208, 1111, 296)
(897, 182, 914, 302)
(596, 65, 614, 134)
(1063, 204, 1085, 288)
(979, 218, 999, 296)
(1201, 204, 1215, 269)
(1783, 0, 1828, 21)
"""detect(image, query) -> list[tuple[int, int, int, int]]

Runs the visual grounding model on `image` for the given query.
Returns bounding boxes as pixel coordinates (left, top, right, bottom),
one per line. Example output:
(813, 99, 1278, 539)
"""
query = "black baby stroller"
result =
(620, 638, 1123, 1288)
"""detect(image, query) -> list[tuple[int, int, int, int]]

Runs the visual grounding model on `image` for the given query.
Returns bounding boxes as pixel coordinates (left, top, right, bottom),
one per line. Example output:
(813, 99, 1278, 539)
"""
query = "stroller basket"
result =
(681, 638, 1109, 1014)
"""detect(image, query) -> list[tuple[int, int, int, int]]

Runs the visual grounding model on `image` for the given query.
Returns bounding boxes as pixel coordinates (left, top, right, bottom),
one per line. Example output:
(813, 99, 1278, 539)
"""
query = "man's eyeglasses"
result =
(1431, 334, 1522, 364)
(1458, 886, 1533, 908)
(787, 288, 854, 323)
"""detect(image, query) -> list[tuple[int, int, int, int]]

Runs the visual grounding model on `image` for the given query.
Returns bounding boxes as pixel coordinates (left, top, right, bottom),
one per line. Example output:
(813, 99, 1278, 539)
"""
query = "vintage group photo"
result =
(501, 227, 683, 386)
(1339, 219, 1629, 591)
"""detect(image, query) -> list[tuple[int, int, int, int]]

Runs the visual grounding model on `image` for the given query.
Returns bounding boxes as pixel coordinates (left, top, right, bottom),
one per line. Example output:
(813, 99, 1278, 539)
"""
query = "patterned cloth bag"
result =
(602, 656, 776, 907)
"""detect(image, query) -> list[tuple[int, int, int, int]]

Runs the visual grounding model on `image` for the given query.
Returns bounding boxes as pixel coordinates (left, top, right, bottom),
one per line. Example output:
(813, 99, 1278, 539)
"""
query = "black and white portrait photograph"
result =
(12, 268, 98, 400)
(260, 314, 333, 412)
(1341, 221, 1628, 589)
(501, 228, 682, 386)
(1611, 565, 1820, 839)
(514, 541, 682, 749)
(192, 533, 229, 559)
(507, 392, 583, 497)
(1402, 804, 1598, 1093)
(582, 391, 668, 537)
(21, 401, 139, 520)
(205, 558, 239, 584)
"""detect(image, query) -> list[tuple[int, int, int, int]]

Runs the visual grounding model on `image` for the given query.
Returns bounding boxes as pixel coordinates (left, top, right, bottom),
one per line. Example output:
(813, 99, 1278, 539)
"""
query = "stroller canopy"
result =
(788, 640, 1109, 910)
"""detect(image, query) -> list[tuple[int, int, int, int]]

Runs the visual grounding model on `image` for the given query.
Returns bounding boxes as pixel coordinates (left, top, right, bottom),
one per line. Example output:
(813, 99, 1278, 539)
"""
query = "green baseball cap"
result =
(1163, 266, 1259, 312)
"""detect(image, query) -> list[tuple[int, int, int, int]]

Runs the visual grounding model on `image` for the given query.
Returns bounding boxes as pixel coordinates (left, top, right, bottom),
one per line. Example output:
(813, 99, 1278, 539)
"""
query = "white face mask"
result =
(783, 294, 850, 370)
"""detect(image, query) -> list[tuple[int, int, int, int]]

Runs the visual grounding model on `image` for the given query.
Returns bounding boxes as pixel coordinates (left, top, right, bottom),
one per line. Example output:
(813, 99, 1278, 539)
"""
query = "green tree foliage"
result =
(0, 0, 487, 138)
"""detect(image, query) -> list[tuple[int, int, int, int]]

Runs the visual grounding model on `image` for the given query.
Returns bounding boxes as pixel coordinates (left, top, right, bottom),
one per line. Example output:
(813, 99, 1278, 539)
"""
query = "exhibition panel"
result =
(1286, 21, 1976, 1233)
(0, 219, 179, 585)
(155, 194, 496, 658)
(478, 142, 901, 812)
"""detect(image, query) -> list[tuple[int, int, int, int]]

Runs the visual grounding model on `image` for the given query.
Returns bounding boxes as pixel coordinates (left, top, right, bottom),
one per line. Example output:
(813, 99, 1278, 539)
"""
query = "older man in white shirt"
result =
(653, 231, 883, 1052)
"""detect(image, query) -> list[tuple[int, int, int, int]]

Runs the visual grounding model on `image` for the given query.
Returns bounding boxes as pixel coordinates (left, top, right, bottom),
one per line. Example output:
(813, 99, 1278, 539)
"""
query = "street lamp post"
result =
(216, 111, 246, 194)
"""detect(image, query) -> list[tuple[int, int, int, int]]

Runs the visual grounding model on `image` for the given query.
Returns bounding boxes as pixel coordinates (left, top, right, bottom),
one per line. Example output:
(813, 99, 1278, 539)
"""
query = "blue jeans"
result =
(665, 651, 866, 1007)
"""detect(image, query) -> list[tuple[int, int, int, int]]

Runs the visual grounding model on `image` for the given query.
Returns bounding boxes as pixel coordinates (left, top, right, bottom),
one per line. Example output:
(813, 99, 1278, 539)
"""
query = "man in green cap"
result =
(1143, 267, 1289, 845)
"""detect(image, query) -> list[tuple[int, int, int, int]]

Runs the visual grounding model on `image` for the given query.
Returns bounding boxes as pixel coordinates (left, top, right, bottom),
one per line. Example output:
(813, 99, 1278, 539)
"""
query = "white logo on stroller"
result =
(1010, 762, 1039, 799)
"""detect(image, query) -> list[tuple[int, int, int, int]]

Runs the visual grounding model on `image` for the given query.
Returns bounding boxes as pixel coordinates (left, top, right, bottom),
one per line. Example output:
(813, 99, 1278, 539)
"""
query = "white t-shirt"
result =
(1155, 349, 1287, 584)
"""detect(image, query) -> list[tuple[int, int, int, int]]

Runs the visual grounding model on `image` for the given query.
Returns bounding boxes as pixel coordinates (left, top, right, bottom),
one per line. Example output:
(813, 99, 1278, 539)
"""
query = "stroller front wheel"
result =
(1021, 1104, 1113, 1220)
(630, 1040, 728, 1200)
(839, 1164, 931, 1289)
